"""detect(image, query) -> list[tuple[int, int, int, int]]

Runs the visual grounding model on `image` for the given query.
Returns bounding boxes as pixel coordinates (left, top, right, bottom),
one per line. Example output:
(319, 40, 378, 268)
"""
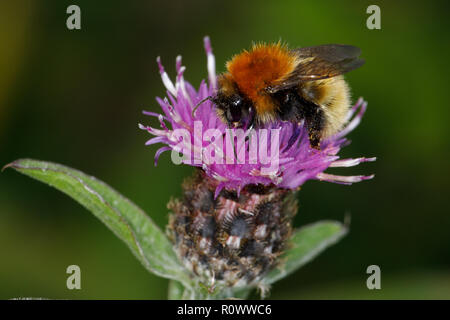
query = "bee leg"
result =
(244, 107, 256, 131)
(284, 124, 302, 152)
(308, 128, 321, 149)
(305, 107, 325, 149)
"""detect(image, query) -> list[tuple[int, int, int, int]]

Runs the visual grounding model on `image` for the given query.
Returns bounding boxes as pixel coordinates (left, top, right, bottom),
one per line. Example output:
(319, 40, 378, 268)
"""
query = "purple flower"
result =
(139, 37, 375, 196)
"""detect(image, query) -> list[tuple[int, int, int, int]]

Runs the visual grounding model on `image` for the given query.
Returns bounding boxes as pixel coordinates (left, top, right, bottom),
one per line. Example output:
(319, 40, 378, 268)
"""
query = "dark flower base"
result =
(168, 170, 298, 288)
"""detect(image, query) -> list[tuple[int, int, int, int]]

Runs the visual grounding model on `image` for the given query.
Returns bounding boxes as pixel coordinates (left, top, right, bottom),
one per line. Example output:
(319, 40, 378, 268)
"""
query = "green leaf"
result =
(168, 280, 185, 300)
(263, 221, 348, 285)
(4, 159, 191, 288)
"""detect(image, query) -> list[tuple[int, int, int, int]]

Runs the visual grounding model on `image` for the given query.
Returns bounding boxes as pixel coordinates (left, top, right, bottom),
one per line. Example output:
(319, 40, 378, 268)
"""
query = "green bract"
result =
(5, 158, 347, 299)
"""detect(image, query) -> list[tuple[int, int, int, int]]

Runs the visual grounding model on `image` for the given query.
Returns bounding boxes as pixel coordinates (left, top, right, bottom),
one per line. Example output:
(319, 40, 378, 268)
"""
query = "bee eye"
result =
(283, 93, 292, 103)
(231, 96, 242, 107)
(226, 107, 241, 123)
(227, 94, 243, 122)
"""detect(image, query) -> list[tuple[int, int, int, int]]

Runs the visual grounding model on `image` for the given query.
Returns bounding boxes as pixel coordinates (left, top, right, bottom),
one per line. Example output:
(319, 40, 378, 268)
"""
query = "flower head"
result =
(139, 37, 375, 293)
(139, 37, 374, 195)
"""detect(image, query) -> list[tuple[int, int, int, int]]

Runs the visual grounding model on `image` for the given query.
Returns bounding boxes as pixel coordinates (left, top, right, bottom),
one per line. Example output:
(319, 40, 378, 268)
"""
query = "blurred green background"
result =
(1, 0, 449, 299)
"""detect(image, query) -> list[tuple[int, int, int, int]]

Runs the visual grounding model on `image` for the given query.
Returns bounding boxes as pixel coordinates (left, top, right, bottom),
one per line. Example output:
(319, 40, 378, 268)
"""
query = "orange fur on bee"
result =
(226, 43, 299, 116)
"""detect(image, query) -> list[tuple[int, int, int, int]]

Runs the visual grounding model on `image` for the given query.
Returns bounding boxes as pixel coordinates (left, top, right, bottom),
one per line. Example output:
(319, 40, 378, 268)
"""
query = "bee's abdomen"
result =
(301, 76, 351, 137)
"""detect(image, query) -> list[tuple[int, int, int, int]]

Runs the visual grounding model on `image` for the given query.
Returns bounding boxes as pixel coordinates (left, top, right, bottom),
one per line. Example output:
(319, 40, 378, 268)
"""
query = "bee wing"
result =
(268, 44, 364, 92)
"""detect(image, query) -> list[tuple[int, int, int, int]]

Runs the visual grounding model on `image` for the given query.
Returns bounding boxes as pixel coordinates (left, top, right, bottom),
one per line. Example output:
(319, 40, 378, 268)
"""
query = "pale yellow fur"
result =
(300, 75, 350, 138)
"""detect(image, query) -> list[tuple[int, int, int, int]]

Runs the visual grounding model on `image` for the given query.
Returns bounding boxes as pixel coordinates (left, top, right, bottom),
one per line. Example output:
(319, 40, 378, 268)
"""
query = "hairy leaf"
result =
(4, 159, 191, 288)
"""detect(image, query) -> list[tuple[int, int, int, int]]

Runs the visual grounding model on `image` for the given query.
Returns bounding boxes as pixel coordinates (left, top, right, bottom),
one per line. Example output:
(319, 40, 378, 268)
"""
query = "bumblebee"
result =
(209, 42, 364, 148)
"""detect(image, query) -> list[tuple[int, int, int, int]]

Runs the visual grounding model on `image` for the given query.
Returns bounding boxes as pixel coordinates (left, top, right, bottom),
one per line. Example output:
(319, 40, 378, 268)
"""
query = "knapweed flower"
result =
(139, 37, 374, 290)
(140, 37, 374, 196)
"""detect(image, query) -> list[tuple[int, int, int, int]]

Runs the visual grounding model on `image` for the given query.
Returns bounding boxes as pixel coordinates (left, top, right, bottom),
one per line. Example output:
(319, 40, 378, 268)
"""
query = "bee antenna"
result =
(192, 96, 213, 117)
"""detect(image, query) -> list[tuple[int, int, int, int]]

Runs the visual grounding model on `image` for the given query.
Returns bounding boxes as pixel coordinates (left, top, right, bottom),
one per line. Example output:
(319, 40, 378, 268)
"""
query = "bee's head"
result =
(212, 92, 249, 128)
(209, 75, 253, 128)
(191, 74, 254, 128)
